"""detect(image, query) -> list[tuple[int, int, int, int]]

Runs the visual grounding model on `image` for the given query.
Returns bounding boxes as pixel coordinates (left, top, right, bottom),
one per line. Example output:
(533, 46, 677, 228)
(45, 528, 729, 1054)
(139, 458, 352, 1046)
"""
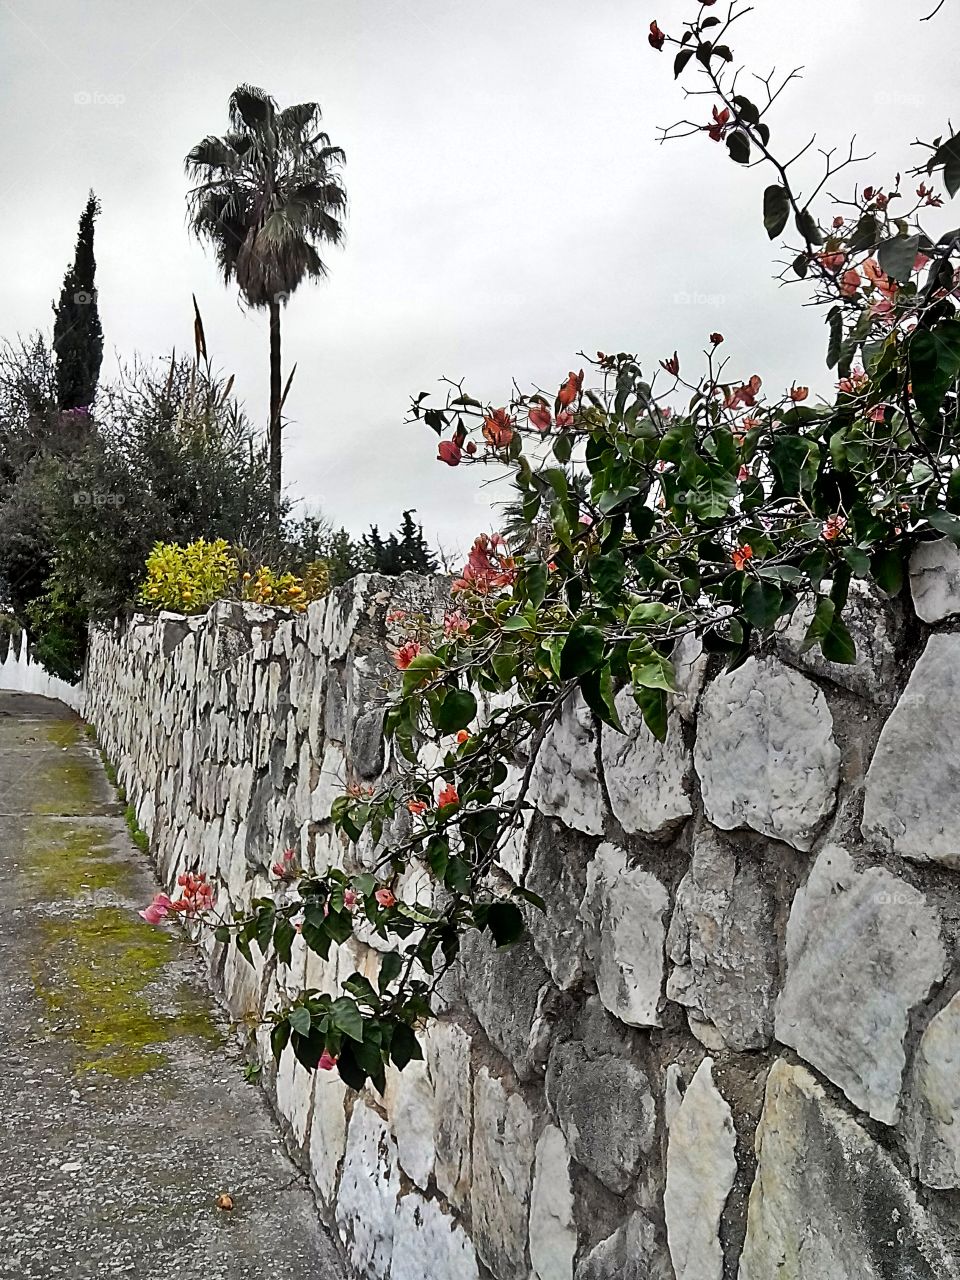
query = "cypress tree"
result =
(52, 192, 104, 411)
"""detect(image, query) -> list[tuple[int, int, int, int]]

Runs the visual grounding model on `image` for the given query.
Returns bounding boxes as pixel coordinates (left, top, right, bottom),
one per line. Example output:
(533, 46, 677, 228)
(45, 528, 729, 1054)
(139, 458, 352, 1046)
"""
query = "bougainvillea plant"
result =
(142, 3, 960, 1092)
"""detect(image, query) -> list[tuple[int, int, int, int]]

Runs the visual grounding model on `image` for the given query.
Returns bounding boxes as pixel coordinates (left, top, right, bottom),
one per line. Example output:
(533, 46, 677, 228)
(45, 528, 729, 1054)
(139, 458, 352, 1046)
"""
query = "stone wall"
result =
(82, 555, 960, 1280)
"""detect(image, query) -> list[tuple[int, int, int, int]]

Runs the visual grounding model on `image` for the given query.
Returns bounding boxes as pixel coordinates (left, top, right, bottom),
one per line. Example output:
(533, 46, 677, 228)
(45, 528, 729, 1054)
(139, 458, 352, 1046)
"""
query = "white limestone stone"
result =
(529, 1125, 577, 1280)
(425, 1020, 473, 1211)
(904, 992, 960, 1189)
(530, 693, 605, 835)
(390, 1195, 479, 1280)
(694, 655, 840, 851)
(385, 1058, 435, 1190)
(335, 1102, 401, 1280)
(909, 536, 960, 623)
(775, 844, 946, 1124)
(664, 1059, 736, 1280)
(580, 842, 668, 1027)
(471, 1068, 535, 1280)
(309, 1069, 349, 1204)
(739, 1059, 959, 1280)
(666, 826, 777, 1051)
(600, 687, 692, 837)
(862, 633, 960, 867)
(775, 583, 896, 702)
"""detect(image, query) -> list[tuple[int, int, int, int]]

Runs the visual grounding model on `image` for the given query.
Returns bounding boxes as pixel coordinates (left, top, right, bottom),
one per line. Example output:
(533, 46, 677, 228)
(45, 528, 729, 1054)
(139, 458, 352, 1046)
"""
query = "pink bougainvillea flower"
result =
(557, 370, 583, 408)
(407, 799, 428, 816)
(822, 514, 847, 541)
(790, 385, 809, 402)
(660, 351, 680, 376)
(482, 408, 515, 449)
(437, 784, 459, 808)
(451, 534, 517, 595)
(840, 268, 861, 298)
(818, 250, 846, 273)
(833, 215, 845, 229)
(443, 610, 471, 637)
(862, 258, 897, 299)
(731, 544, 754, 572)
(706, 106, 730, 142)
(343, 888, 358, 910)
(385, 609, 407, 624)
(528, 403, 552, 433)
(139, 893, 173, 925)
(271, 861, 286, 877)
(914, 252, 931, 273)
(555, 410, 574, 430)
(456, 730, 470, 744)
(870, 296, 895, 321)
(725, 375, 762, 410)
(648, 19, 666, 49)
(394, 641, 421, 670)
(170, 871, 214, 915)
(868, 404, 888, 423)
(375, 888, 397, 909)
(737, 465, 750, 482)
(317, 1050, 338, 1072)
(438, 439, 462, 467)
(466, 441, 477, 455)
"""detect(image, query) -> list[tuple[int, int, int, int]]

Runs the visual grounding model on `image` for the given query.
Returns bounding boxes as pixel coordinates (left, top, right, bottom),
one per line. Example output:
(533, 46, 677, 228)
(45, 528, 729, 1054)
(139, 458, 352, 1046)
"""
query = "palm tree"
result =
(185, 85, 346, 505)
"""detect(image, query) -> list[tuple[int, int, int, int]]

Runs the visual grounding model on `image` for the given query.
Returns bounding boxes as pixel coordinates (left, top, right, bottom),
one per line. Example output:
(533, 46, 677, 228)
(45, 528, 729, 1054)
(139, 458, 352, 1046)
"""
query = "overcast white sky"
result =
(0, 0, 956, 560)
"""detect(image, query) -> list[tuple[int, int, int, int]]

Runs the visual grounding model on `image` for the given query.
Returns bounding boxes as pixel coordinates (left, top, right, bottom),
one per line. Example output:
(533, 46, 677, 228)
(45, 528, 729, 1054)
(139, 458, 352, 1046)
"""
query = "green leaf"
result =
(821, 614, 856, 664)
(763, 185, 790, 239)
(742, 580, 784, 629)
(579, 664, 624, 732)
(726, 131, 750, 165)
(795, 208, 823, 246)
(486, 901, 525, 948)
(525, 562, 549, 608)
(930, 133, 960, 199)
(270, 1020, 290, 1062)
(390, 1022, 424, 1071)
(426, 835, 449, 880)
(771, 435, 820, 496)
(871, 546, 903, 597)
(289, 1006, 312, 1036)
(909, 320, 960, 427)
(632, 684, 667, 742)
(378, 951, 403, 993)
(331, 996, 364, 1043)
(444, 855, 472, 896)
(826, 307, 843, 369)
(877, 233, 920, 284)
(849, 214, 879, 253)
(674, 47, 694, 77)
(273, 916, 296, 966)
(336, 1042, 368, 1090)
(591, 551, 626, 600)
(435, 688, 477, 735)
(922, 509, 960, 544)
(559, 623, 605, 679)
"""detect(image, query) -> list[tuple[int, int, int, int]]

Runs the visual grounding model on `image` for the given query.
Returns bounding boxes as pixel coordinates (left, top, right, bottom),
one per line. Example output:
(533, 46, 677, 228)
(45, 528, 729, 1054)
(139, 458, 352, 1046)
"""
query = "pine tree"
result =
(52, 193, 104, 411)
(362, 512, 437, 576)
(395, 510, 437, 573)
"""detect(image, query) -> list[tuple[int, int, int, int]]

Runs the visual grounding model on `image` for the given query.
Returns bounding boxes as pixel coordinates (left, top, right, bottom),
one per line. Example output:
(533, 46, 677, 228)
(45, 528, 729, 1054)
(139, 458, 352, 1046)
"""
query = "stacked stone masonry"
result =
(81, 554, 960, 1279)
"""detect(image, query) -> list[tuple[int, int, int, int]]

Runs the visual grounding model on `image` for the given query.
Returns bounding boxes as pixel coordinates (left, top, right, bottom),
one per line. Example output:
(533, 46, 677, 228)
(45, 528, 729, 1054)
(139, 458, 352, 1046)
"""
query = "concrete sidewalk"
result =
(0, 691, 344, 1280)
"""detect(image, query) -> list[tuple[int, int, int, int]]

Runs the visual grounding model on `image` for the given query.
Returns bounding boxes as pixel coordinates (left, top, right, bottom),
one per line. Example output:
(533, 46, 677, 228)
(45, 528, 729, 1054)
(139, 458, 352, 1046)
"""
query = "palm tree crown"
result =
(184, 84, 346, 504)
(185, 85, 346, 308)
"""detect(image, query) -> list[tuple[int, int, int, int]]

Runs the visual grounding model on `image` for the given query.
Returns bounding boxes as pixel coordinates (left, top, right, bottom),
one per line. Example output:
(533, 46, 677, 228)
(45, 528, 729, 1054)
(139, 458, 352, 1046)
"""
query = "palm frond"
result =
(228, 84, 276, 133)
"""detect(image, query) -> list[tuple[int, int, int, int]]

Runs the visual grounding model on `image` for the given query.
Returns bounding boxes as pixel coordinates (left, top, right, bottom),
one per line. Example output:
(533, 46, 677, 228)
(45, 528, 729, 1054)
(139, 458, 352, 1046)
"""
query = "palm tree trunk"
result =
(268, 298, 282, 510)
